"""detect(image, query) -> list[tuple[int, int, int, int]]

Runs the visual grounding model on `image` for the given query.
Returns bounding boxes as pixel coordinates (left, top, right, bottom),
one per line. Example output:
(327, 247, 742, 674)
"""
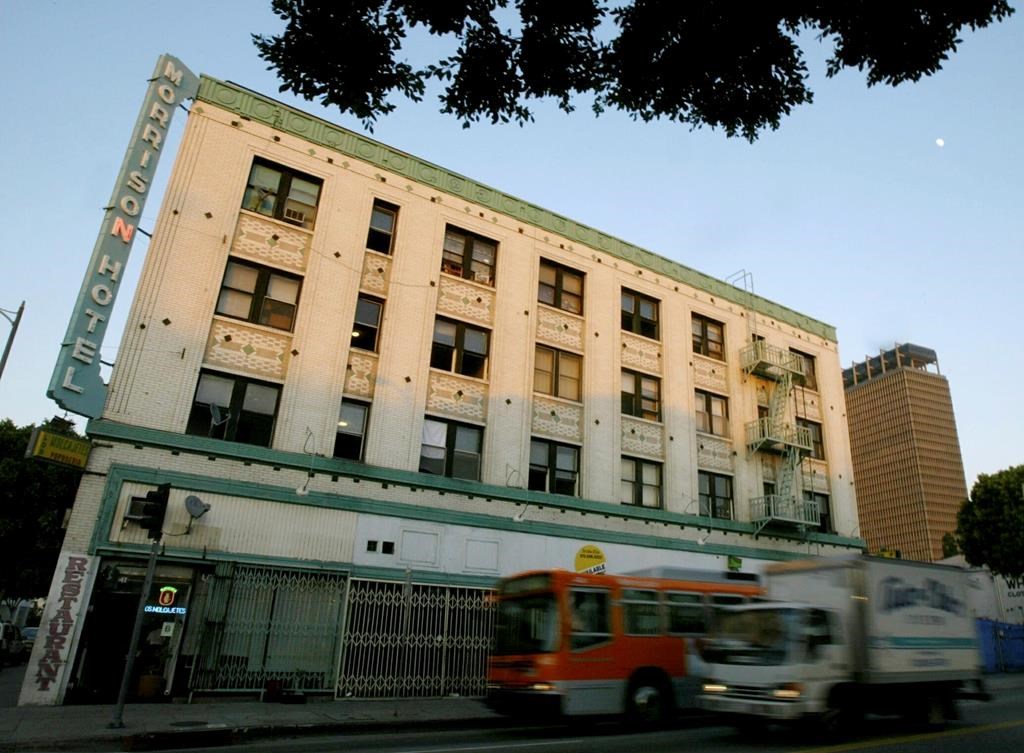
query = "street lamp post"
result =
(0, 301, 25, 382)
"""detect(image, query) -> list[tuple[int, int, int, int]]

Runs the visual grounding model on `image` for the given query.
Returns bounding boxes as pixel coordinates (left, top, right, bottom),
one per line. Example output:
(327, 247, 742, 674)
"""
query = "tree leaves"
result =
(253, 0, 1013, 139)
(957, 464, 1024, 585)
(0, 419, 82, 601)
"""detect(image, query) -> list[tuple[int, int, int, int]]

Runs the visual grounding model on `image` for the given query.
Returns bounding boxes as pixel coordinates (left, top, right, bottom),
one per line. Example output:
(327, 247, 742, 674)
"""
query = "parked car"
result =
(21, 626, 39, 657)
(0, 623, 27, 665)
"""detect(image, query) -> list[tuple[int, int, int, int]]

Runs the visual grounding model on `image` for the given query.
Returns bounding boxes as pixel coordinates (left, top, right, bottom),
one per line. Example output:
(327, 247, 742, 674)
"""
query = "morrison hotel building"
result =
(26, 56, 863, 705)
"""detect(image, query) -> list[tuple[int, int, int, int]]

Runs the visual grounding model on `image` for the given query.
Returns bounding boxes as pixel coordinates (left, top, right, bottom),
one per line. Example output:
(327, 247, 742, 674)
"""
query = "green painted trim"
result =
(93, 455, 862, 572)
(195, 76, 835, 342)
(88, 421, 864, 553)
(92, 541, 497, 589)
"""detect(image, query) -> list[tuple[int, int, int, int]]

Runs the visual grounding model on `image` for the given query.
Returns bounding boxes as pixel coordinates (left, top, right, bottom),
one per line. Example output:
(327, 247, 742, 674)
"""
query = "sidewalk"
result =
(0, 691, 502, 752)
(2, 672, 1022, 752)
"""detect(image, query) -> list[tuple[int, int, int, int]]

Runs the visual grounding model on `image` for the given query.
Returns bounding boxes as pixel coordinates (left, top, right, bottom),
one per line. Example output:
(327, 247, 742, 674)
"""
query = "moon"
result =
(935, 138, 945, 147)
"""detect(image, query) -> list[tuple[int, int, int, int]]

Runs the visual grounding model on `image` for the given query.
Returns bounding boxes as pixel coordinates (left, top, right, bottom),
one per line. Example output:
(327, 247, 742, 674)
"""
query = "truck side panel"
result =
(862, 558, 978, 683)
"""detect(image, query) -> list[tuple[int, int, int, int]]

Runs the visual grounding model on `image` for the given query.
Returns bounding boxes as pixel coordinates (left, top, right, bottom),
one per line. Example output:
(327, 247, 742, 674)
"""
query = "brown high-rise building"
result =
(843, 344, 968, 562)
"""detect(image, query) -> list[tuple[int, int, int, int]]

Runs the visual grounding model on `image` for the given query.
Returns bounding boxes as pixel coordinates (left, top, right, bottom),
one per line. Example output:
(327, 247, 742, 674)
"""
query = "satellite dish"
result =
(185, 495, 211, 520)
(209, 404, 230, 426)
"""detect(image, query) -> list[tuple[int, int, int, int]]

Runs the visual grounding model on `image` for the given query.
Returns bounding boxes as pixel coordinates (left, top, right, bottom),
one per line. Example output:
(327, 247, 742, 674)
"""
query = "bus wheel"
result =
(626, 674, 670, 727)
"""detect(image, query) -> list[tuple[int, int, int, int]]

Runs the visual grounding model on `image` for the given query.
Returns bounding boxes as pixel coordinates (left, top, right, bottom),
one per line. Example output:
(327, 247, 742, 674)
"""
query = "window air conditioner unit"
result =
(284, 207, 306, 224)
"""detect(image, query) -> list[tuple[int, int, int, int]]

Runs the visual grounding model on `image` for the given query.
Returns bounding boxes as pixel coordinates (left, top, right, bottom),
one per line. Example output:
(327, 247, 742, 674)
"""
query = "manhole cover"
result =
(170, 721, 210, 728)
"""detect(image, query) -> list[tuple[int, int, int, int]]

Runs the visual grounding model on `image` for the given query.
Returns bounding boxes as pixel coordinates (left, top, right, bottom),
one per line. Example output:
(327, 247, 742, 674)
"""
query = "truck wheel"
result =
(625, 675, 670, 727)
(917, 694, 948, 730)
(819, 693, 860, 740)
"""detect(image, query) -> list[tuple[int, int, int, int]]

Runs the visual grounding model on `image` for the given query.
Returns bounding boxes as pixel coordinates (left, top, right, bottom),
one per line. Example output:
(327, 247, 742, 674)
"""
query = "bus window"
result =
(622, 589, 660, 635)
(494, 593, 559, 655)
(666, 592, 706, 634)
(570, 589, 611, 650)
(711, 594, 746, 606)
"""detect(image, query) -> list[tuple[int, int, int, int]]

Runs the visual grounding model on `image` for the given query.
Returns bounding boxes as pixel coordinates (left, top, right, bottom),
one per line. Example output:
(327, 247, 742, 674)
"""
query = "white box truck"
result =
(698, 554, 987, 733)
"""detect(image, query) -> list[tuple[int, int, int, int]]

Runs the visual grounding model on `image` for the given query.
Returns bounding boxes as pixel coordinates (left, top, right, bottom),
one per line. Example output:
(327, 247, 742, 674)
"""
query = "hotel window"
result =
(798, 418, 825, 459)
(185, 371, 280, 448)
(620, 457, 662, 508)
(692, 313, 725, 360)
(791, 348, 818, 390)
(699, 471, 734, 520)
(804, 491, 833, 533)
(534, 346, 581, 401)
(538, 260, 583, 314)
(441, 226, 497, 286)
(419, 418, 482, 480)
(351, 295, 383, 352)
(529, 439, 579, 496)
(334, 400, 369, 461)
(430, 318, 490, 379)
(216, 259, 301, 332)
(621, 289, 659, 339)
(241, 158, 322, 230)
(366, 199, 398, 254)
(695, 389, 730, 437)
(621, 370, 661, 421)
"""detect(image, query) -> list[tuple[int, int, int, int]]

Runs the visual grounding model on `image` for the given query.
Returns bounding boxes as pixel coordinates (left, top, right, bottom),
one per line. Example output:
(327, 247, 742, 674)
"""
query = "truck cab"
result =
(699, 602, 845, 723)
(699, 555, 986, 733)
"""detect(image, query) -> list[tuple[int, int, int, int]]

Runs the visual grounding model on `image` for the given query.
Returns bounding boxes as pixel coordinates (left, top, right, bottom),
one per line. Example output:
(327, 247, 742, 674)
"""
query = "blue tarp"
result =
(977, 619, 1024, 673)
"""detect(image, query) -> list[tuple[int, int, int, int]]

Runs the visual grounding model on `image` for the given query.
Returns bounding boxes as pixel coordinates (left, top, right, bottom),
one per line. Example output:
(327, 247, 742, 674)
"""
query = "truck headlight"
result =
(702, 681, 728, 693)
(528, 682, 554, 692)
(772, 682, 803, 700)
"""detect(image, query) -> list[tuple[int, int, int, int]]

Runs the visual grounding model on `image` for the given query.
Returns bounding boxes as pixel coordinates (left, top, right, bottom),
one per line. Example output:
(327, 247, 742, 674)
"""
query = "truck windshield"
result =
(493, 593, 559, 655)
(704, 607, 801, 666)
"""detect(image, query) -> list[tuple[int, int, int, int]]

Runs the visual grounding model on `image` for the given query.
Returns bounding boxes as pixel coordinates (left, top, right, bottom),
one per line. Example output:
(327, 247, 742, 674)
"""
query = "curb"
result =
(7, 714, 510, 753)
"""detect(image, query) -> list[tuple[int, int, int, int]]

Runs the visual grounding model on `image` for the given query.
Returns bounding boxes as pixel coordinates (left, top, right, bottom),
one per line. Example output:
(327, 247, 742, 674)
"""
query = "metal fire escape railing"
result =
(740, 340, 819, 534)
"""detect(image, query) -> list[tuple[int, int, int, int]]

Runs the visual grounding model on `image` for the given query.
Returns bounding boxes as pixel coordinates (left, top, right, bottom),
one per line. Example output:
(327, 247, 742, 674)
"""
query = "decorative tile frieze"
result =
(697, 435, 734, 473)
(536, 307, 584, 352)
(205, 319, 291, 380)
(621, 416, 664, 459)
(200, 77, 837, 342)
(795, 393, 822, 422)
(621, 332, 662, 374)
(437, 276, 494, 327)
(752, 377, 772, 407)
(361, 252, 391, 296)
(802, 459, 830, 493)
(531, 396, 583, 443)
(232, 211, 311, 273)
(427, 372, 488, 421)
(345, 352, 378, 398)
(693, 354, 729, 393)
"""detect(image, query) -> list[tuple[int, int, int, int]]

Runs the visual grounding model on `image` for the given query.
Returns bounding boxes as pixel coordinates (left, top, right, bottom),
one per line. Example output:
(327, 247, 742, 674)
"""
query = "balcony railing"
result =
(746, 418, 813, 455)
(740, 340, 806, 382)
(750, 495, 820, 528)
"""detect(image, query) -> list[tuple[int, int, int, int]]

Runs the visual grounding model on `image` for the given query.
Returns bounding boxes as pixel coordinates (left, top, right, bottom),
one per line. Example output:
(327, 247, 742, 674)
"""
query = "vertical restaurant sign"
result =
(47, 54, 199, 418)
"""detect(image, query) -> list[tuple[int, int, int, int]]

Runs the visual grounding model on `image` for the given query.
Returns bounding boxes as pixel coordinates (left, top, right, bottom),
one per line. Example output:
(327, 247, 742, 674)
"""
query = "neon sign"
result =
(48, 55, 199, 418)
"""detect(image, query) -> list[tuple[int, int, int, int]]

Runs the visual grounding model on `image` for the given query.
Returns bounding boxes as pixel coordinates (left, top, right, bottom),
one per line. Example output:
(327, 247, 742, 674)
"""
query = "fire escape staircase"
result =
(741, 341, 820, 535)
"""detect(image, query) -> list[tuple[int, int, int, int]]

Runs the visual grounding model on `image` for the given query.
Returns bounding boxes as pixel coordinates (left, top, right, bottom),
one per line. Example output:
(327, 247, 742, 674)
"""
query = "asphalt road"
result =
(178, 691, 1024, 753)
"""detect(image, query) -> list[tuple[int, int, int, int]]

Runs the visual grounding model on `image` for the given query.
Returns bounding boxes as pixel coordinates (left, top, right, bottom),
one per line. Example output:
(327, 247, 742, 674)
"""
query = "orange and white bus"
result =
(485, 567, 761, 724)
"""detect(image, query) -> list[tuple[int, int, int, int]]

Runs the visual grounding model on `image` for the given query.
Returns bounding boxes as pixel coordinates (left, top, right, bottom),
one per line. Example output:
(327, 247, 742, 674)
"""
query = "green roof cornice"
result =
(195, 76, 836, 342)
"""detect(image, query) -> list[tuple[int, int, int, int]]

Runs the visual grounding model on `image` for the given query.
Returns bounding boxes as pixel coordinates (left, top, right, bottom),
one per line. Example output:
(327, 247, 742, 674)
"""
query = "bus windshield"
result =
(494, 593, 560, 655)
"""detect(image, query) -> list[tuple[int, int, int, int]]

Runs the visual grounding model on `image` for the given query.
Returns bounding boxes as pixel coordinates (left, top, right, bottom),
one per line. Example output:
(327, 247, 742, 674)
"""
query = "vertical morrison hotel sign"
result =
(48, 55, 199, 418)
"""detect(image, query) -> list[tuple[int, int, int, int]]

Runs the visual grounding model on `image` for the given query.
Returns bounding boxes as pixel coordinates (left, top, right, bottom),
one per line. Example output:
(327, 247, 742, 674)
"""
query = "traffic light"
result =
(138, 483, 170, 540)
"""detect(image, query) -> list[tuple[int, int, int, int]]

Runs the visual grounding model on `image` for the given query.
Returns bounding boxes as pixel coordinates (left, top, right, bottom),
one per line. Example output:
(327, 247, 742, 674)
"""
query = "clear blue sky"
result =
(1, 3, 1021, 490)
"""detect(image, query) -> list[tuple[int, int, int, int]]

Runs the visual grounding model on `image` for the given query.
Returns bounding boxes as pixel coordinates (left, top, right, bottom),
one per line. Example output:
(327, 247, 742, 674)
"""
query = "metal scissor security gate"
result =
(187, 564, 347, 693)
(337, 579, 495, 699)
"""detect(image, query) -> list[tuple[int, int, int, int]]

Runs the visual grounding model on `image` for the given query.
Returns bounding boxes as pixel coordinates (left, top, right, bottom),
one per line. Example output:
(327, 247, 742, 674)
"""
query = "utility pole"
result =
(0, 301, 25, 382)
